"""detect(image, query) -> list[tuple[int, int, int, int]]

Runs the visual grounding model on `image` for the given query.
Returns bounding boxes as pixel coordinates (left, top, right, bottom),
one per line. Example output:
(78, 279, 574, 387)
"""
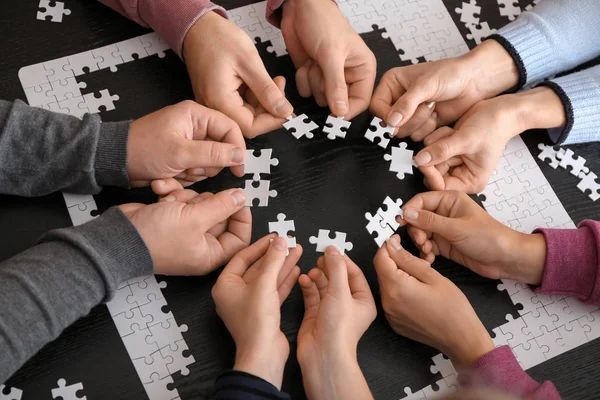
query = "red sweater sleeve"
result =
(459, 346, 560, 399)
(534, 220, 600, 303)
(97, 0, 228, 57)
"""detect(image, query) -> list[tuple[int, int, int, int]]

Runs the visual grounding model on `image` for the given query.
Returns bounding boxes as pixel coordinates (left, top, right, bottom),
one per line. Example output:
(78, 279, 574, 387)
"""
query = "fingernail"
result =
(405, 209, 418, 221)
(231, 190, 246, 207)
(427, 101, 436, 109)
(156, 180, 165, 186)
(231, 148, 244, 165)
(164, 195, 176, 202)
(275, 100, 291, 115)
(387, 236, 402, 250)
(273, 237, 286, 251)
(325, 246, 340, 255)
(387, 111, 403, 127)
(190, 168, 206, 176)
(335, 100, 348, 114)
(414, 151, 431, 166)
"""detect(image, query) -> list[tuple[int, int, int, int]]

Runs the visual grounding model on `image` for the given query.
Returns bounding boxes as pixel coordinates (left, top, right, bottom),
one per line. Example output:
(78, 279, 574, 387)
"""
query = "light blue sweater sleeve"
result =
(495, 0, 600, 85)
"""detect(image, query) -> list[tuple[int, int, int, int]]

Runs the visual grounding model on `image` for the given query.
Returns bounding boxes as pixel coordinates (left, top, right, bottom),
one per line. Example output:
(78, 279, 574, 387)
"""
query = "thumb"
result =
(414, 129, 467, 167)
(190, 188, 247, 228)
(118, 202, 145, 215)
(384, 235, 434, 283)
(241, 61, 293, 118)
(320, 53, 349, 116)
(176, 139, 245, 169)
(402, 207, 455, 239)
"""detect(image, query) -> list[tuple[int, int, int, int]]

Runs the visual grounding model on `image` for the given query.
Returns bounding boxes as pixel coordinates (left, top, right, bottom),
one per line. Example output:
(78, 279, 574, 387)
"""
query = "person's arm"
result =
(490, 0, 600, 88)
(0, 99, 129, 197)
(459, 346, 560, 400)
(533, 220, 600, 303)
(97, 0, 227, 57)
(214, 370, 291, 400)
(0, 208, 153, 383)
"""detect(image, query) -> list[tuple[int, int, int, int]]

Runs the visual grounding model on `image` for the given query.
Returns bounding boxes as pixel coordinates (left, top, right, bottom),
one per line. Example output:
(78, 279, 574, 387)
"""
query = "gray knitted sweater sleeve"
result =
(0, 100, 154, 382)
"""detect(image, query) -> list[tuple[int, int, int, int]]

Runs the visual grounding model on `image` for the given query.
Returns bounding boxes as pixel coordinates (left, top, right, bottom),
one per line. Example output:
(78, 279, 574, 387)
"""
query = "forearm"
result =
(0, 100, 129, 197)
(300, 352, 373, 400)
(459, 346, 560, 399)
(97, 0, 227, 58)
(0, 208, 153, 382)
(491, 0, 600, 86)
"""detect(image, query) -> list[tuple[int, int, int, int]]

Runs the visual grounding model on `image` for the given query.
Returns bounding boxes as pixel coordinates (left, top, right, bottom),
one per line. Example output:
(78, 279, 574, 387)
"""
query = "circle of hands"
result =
(118, 2, 554, 394)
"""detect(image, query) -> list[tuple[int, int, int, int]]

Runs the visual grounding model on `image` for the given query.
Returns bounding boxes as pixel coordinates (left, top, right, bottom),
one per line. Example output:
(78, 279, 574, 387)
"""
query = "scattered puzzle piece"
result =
(51, 379, 86, 400)
(577, 171, 600, 201)
(0, 385, 22, 400)
(37, 0, 71, 23)
(537, 143, 560, 169)
(556, 148, 589, 177)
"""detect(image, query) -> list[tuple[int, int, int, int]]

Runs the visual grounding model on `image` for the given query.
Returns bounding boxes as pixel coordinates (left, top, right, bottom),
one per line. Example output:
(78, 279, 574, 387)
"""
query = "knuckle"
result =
(423, 211, 436, 227)
(260, 83, 282, 103)
(209, 142, 225, 163)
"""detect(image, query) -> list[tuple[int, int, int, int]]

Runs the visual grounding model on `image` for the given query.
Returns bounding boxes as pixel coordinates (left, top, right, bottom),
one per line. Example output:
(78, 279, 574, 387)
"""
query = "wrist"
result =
(466, 40, 520, 99)
(503, 232, 547, 285)
(182, 11, 220, 61)
(448, 328, 495, 369)
(234, 344, 289, 390)
(514, 86, 567, 132)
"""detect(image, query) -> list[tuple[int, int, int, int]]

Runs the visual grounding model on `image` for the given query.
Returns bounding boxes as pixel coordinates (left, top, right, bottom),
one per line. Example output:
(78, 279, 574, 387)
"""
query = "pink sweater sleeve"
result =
(459, 346, 560, 399)
(97, 0, 228, 57)
(534, 220, 600, 303)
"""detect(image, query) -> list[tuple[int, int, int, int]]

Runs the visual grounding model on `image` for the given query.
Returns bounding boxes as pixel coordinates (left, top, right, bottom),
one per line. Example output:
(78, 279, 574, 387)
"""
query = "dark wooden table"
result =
(1, 1, 599, 399)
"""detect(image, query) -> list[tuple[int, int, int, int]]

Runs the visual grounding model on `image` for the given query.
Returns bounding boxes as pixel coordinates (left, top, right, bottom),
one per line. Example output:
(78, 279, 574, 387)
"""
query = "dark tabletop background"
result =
(1, 0, 599, 399)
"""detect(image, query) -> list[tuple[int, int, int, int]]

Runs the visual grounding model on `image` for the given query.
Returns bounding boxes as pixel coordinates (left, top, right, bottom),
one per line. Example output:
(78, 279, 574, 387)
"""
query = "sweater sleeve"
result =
(490, 0, 600, 88)
(0, 207, 154, 383)
(538, 66, 600, 145)
(534, 220, 600, 303)
(97, 0, 228, 58)
(214, 370, 291, 400)
(459, 346, 560, 399)
(0, 99, 130, 197)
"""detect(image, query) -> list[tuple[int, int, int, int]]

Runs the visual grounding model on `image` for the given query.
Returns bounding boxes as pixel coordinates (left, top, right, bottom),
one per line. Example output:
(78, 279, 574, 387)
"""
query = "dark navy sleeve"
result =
(214, 370, 291, 400)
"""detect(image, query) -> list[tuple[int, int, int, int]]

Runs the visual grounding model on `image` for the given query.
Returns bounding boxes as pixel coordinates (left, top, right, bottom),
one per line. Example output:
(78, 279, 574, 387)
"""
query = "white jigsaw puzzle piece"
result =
(268, 213, 297, 248)
(244, 149, 279, 181)
(242, 180, 277, 207)
(283, 114, 318, 139)
(383, 142, 417, 180)
(323, 115, 351, 140)
(309, 229, 353, 254)
(365, 117, 394, 148)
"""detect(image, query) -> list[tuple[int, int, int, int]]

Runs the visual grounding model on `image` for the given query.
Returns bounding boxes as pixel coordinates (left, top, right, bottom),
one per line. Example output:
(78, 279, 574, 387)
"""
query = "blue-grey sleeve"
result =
(0, 99, 130, 197)
(493, 0, 600, 86)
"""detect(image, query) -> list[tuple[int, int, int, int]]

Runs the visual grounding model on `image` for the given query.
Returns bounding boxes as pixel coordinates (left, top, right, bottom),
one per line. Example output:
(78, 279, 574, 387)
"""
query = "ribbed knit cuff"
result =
(94, 120, 131, 188)
(215, 370, 290, 399)
(70, 207, 154, 300)
(534, 222, 600, 303)
(496, 15, 556, 86)
(539, 66, 600, 145)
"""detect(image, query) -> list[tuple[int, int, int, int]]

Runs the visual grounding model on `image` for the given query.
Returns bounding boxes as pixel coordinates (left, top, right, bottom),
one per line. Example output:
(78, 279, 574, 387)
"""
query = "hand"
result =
(414, 87, 566, 193)
(119, 188, 251, 275)
(281, 0, 376, 118)
(127, 101, 246, 187)
(370, 40, 519, 140)
(297, 247, 376, 400)
(212, 235, 302, 389)
(400, 191, 546, 285)
(183, 12, 293, 138)
(374, 235, 495, 367)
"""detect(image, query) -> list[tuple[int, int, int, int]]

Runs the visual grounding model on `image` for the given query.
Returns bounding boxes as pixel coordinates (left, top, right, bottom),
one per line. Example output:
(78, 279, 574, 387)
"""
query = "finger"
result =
(191, 188, 246, 228)
(410, 111, 439, 142)
(152, 178, 185, 196)
(241, 60, 293, 118)
(278, 266, 301, 304)
(394, 101, 435, 138)
(322, 246, 351, 296)
(214, 203, 253, 259)
(296, 61, 313, 98)
(218, 91, 286, 139)
(257, 236, 289, 285)
(384, 235, 434, 283)
(423, 125, 455, 146)
(385, 81, 437, 128)
(299, 274, 320, 314)
(373, 242, 401, 283)
(246, 76, 287, 113)
(309, 63, 327, 107)
(414, 128, 470, 167)
(277, 244, 303, 288)
(159, 189, 200, 203)
(177, 140, 245, 170)
(119, 202, 145, 215)
(442, 167, 480, 193)
(223, 234, 274, 277)
(419, 165, 446, 191)
(308, 267, 328, 299)
(369, 69, 405, 120)
(345, 256, 374, 303)
(407, 225, 429, 247)
(345, 53, 376, 119)
(320, 51, 350, 116)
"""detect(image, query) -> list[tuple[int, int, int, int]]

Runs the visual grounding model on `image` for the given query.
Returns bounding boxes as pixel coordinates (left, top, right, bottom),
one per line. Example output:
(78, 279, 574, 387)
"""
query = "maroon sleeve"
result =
(459, 346, 560, 399)
(97, 0, 228, 57)
(266, 0, 338, 28)
(534, 220, 600, 303)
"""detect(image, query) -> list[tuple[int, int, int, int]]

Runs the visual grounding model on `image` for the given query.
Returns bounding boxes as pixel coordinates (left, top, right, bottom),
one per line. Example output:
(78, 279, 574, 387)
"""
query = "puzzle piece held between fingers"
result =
(323, 115, 351, 140)
(384, 142, 417, 180)
(243, 180, 277, 207)
(365, 117, 394, 148)
(365, 212, 394, 247)
(268, 213, 297, 248)
(244, 149, 279, 181)
(309, 229, 353, 254)
(283, 114, 318, 139)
